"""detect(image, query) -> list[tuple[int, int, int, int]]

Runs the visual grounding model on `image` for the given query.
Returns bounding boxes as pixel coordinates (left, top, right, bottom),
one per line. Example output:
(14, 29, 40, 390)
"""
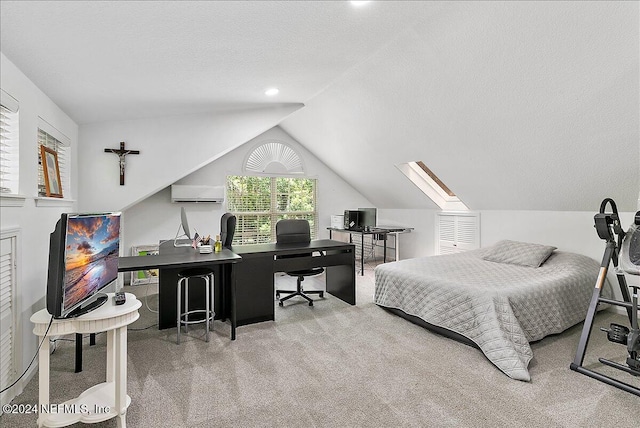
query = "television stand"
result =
(31, 293, 141, 428)
(68, 293, 108, 318)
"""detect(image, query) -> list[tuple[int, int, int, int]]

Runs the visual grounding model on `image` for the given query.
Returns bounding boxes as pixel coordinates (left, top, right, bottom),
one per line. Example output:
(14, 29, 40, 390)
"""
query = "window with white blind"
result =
(0, 90, 20, 195)
(37, 119, 70, 198)
(226, 176, 317, 244)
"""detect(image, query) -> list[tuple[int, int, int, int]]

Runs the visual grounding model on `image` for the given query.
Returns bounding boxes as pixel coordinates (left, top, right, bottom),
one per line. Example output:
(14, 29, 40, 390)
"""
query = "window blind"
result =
(0, 90, 19, 195)
(226, 176, 317, 244)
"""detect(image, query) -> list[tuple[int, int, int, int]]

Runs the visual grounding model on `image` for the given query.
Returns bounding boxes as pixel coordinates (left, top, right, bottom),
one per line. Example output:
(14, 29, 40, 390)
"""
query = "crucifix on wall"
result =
(104, 141, 140, 185)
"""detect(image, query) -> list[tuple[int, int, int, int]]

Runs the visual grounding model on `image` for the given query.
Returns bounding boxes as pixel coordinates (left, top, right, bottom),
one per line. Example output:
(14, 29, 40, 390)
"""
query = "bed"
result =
(374, 240, 610, 381)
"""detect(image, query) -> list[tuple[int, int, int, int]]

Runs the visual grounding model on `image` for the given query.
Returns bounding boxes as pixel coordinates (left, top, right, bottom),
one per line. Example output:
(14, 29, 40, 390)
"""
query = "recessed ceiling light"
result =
(265, 88, 279, 96)
(351, 1, 371, 6)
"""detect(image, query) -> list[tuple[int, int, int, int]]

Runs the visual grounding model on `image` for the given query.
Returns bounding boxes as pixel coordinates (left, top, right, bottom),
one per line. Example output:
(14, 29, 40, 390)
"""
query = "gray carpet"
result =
(2, 266, 639, 427)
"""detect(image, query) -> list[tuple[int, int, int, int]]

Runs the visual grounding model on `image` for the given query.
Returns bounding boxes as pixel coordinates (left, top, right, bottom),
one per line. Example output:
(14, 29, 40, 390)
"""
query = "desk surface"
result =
(118, 246, 241, 272)
(119, 240, 352, 271)
(231, 239, 354, 255)
(327, 227, 413, 234)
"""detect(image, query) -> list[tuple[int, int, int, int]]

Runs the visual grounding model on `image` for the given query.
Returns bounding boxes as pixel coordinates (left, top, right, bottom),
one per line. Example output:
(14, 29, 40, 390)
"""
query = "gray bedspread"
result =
(374, 249, 607, 381)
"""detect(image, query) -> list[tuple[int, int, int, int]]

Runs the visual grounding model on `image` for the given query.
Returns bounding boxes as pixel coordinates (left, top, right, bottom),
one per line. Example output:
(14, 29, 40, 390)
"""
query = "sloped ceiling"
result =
(1, 1, 638, 212)
(281, 1, 640, 212)
(0, 0, 436, 124)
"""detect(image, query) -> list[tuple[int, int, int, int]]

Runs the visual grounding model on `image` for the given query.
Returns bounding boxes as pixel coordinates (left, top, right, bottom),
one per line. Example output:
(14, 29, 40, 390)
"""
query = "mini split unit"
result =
(170, 185, 224, 203)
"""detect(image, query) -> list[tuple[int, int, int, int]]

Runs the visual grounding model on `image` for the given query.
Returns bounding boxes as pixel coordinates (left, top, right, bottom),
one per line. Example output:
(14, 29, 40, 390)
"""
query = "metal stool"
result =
(176, 267, 214, 344)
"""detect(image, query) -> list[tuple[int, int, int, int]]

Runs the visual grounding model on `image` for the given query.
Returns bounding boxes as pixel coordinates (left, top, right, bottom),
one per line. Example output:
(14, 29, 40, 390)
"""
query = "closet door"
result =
(436, 212, 480, 255)
(0, 232, 18, 407)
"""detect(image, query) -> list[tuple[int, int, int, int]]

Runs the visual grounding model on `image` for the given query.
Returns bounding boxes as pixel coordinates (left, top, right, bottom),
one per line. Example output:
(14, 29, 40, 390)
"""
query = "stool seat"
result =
(179, 267, 214, 278)
(177, 267, 215, 344)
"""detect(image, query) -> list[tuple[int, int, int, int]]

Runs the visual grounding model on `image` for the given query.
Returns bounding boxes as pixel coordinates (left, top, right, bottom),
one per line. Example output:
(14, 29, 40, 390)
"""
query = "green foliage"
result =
(226, 176, 317, 244)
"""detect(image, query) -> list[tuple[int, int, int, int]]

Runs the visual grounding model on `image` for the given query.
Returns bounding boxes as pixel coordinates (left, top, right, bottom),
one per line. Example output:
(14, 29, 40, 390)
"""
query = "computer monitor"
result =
(173, 207, 192, 247)
(359, 208, 377, 229)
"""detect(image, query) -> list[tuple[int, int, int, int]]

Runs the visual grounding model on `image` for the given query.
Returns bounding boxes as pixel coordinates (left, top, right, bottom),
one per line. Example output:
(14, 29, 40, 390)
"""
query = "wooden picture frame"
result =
(130, 245, 159, 285)
(40, 145, 63, 198)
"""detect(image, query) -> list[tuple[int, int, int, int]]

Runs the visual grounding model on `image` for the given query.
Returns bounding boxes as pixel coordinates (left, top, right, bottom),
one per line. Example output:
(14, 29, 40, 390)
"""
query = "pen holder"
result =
(199, 245, 212, 254)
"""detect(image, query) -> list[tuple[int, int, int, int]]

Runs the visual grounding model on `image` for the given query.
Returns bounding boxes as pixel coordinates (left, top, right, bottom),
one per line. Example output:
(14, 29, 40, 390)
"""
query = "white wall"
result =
(377, 208, 436, 259)
(377, 207, 636, 262)
(122, 126, 373, 263)
(78, 104, 304, 213)
(0, 53, 79, 394)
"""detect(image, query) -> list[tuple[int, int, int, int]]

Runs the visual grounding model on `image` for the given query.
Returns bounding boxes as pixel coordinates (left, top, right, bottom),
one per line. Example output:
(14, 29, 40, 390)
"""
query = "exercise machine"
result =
(570, 198, 640, 396)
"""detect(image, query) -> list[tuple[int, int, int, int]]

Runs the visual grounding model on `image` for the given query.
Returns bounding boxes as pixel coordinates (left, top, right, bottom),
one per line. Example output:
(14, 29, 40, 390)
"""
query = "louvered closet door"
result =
(437, 213, 480, 255)
(0, 235, 16, 402)
(438, 214, 458, 254)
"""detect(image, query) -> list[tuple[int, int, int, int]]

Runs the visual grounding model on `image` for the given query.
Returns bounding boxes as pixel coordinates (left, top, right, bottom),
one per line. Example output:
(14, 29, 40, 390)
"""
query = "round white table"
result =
(30, 293, 141, 428)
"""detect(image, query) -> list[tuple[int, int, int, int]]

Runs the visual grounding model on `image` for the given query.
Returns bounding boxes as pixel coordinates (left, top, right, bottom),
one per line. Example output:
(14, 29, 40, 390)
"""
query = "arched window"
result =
(228, 141, 316, 244)
(244, 141, 304, 174)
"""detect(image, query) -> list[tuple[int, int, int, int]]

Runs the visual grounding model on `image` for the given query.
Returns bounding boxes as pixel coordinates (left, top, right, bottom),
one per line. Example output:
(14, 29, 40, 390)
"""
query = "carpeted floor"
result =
(2, 263, 639, 427)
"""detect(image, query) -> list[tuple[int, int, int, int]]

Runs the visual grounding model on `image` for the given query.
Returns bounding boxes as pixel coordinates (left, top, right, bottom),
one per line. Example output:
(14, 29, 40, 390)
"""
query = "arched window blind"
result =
(244, 141, 304, 174)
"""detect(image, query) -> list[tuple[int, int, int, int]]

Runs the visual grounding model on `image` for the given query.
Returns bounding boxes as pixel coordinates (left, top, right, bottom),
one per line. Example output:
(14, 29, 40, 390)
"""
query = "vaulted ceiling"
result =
(1, 1, 638, 212)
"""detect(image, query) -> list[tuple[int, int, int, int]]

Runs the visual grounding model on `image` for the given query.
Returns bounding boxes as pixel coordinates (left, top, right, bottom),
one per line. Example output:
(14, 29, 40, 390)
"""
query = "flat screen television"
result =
(46, 212, 121, 319)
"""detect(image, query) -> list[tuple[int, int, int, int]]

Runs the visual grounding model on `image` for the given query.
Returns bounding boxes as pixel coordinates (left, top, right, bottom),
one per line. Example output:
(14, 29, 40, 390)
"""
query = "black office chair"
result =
(275, 219, 324, 307)
(220, 212, 236, 248)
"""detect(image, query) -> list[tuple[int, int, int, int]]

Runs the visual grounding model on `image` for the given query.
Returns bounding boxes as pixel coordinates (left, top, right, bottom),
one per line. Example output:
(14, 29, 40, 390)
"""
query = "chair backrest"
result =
(220, 213, 236, 248)
(276, 219, 311, 244)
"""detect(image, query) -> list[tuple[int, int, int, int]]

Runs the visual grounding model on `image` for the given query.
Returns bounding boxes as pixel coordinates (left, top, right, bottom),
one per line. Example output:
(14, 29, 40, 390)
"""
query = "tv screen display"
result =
(47, 212, 121, 318)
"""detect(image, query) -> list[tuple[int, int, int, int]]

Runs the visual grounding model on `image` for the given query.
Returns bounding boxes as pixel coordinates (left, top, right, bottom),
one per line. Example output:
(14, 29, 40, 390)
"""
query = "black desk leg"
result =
(231, 266, 236, 340)
(361, 233, 364, 276)
(383, 234, 387, 263)
(75, 334, 82, 373)
(74, 333, 97, 373)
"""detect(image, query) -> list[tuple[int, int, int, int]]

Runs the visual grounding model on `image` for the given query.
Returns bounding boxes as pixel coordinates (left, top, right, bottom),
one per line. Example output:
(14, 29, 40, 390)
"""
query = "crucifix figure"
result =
(104, 141, 140, 185)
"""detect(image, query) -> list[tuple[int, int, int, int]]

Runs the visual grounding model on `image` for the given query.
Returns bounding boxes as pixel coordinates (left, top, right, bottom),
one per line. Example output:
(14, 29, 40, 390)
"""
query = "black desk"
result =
(71, 246, 240, 372)
(327, 227, 388, 276)
(327, 227, 413, 275)
(118, 244, 242, 339)
(118, 239, 355, 336)
(231, 239, 356, 326)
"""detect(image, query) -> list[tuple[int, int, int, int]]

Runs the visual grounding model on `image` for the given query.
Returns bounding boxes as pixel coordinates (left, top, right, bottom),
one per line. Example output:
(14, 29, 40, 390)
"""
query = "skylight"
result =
(396, 161, 469, 211)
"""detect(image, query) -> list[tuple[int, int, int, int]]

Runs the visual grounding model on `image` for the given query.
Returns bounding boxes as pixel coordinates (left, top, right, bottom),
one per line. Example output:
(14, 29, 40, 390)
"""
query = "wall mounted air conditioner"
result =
(171, 185, 224, 203)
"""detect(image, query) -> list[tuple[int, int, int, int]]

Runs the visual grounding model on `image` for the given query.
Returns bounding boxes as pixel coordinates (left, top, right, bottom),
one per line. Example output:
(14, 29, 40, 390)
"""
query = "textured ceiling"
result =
(0, 0, 438, 124)
(1, 1, 638, 212)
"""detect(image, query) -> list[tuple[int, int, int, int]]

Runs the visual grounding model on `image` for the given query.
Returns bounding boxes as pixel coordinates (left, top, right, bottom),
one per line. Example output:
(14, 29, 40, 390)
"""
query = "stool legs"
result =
(177, 277, 182, 344)
(205, 275, 210, 342)
(176, 273, 214, 345)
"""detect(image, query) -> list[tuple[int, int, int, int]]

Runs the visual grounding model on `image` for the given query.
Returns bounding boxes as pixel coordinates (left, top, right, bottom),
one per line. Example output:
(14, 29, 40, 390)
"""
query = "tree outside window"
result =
(227, 176, 317, 244)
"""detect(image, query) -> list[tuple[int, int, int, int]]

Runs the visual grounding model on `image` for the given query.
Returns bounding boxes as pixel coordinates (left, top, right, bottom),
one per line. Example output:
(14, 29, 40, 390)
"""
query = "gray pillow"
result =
(482, 240, 557, 268)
